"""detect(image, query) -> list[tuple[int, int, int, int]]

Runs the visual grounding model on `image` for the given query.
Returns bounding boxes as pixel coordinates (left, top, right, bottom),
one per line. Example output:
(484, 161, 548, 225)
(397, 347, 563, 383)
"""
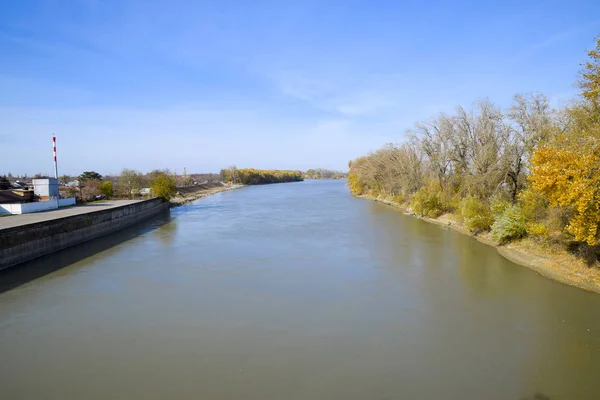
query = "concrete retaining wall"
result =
(0, 198, 169, 270)
(59, 198, 76, 207)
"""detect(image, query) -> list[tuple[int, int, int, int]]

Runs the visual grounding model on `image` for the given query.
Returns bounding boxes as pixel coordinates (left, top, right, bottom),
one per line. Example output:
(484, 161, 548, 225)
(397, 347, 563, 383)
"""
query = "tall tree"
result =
(504, 93, 554, 201)
(79, 171, 103, 183)
(578, 35, 600, 119)
(529, 35, 600, 245)
(150, 172, 177, 201)
(80, 179, 102, 201)
(118, 169, 143, 198)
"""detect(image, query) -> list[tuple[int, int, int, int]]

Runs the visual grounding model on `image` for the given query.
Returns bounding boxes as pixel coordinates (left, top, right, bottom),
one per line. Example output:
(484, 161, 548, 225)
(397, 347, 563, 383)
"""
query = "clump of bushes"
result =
(491, 204, 527, 244)
(442, 188, 462, 214)
(518, 187, 548, 221)
(411, 181, 445, 217)
(460, 195, 493, 231)
(490, 195, 511, 216)
(526, 222, 549, 239)
(392, 194, 404, 204)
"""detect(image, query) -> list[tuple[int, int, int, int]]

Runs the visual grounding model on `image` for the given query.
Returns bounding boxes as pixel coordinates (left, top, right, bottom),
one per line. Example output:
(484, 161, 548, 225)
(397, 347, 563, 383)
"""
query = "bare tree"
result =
(118, 168, 143, 199)
(504, 93, 554, 200)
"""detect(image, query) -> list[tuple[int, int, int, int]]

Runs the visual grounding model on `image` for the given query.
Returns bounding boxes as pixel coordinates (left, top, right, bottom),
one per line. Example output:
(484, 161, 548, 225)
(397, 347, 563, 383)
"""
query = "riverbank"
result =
(169, 183, 243, 207)
(359, 194, 600, 294)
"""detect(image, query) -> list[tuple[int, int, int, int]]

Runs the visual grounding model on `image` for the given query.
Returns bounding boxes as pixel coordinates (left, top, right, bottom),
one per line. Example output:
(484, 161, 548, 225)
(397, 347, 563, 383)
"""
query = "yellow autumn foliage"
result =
(529, 146, 600, 245)
(526, 222, 549, 239)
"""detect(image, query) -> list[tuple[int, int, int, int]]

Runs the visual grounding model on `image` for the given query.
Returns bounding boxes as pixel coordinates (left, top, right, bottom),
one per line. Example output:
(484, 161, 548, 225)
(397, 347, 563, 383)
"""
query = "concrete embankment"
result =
(0, 198, 168, 271)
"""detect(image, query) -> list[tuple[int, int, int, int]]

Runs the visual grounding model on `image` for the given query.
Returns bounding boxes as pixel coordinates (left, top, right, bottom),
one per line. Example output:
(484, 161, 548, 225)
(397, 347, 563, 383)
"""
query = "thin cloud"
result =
(275, 71, 399, 116)
(512, 21, 600, 63)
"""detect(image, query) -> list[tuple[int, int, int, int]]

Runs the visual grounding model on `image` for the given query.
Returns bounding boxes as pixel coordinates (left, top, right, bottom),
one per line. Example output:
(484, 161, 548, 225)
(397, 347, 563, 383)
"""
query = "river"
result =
(0, 180, 598, 399)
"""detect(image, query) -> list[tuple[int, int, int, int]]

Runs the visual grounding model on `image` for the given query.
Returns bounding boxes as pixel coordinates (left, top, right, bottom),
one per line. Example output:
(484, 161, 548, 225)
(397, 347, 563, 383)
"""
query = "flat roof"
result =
(0, 200, 144, 231)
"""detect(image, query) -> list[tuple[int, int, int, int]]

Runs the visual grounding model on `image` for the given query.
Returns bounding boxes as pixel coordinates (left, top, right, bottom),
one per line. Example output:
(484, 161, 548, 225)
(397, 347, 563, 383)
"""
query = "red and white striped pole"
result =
(53, 136, 58, 179)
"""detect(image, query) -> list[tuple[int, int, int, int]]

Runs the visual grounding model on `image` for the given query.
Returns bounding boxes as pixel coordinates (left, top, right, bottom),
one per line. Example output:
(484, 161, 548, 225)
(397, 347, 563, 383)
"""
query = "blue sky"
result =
(1, 1, 599, 176)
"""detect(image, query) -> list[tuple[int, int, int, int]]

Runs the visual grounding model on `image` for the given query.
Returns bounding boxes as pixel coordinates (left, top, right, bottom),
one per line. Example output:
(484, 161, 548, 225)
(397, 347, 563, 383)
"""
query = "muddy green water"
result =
(0, 180, 599, 399)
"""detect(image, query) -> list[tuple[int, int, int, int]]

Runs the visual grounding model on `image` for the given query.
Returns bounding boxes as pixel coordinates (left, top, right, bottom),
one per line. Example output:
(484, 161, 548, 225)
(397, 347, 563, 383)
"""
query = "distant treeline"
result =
(304, 169, 347, 180)
(220, 167, 303, 185)
(0, 169, 222, 203)
(348, 35, 600, 259)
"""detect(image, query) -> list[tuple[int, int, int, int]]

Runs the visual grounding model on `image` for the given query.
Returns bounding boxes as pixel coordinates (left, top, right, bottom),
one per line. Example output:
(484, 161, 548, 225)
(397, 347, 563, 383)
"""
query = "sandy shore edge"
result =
(169, 185, 244, 207)
(359, 194, 600, 294)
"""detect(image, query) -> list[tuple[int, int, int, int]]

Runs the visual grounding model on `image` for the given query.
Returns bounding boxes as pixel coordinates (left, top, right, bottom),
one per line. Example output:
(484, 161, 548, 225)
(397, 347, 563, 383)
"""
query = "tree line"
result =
(220, 166, 303, 184)
(79, 169, 177, 201)
(304, 169, 348, 180)
(348, 35, 600, 261)
(58, 169, 177, 202)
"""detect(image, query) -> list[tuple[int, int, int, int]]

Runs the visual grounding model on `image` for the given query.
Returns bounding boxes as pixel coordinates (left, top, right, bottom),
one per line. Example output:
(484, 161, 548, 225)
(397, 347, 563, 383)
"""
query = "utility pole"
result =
(53, 135, 59, 208)
(52, 136, 58, 179)
(183, 167, 187, 186)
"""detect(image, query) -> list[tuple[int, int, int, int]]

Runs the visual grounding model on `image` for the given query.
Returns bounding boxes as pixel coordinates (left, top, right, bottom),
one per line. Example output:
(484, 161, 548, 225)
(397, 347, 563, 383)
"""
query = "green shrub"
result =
(442, 189, 462, 213)
(518, 187, 549, 221)
(460, 195, 493, 231)
(99, 181, 113, 198)
(526, 222, 550, 239)
(491, 205, 527, 244)
(150, 173, 177, 201)
(490, 195, 511, 216)
(411, 184, 445, 218)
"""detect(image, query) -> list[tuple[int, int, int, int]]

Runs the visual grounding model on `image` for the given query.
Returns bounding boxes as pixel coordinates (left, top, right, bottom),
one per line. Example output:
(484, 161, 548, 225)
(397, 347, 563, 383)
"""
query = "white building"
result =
(0, 179, 76, 215)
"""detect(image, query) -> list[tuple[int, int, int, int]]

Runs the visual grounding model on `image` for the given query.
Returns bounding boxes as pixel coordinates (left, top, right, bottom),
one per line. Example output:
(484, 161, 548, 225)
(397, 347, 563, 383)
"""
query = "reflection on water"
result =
(0, 181, 599, 400)
(0, 211, 171, 294)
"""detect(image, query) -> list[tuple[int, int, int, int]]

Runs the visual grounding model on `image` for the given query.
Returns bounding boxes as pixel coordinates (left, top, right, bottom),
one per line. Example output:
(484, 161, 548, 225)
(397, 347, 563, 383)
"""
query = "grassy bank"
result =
(359, 194, 600, 294)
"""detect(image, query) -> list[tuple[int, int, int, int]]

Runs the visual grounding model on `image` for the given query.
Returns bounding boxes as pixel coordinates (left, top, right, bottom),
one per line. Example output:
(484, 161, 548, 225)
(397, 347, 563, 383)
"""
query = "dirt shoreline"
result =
(169, 184, 243, 207)
(359, 194, 600, 294)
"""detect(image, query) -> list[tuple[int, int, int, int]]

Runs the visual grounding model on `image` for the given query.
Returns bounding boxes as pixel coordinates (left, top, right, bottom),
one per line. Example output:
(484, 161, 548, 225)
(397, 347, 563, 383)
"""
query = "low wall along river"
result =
(0, 198, 168, 270)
